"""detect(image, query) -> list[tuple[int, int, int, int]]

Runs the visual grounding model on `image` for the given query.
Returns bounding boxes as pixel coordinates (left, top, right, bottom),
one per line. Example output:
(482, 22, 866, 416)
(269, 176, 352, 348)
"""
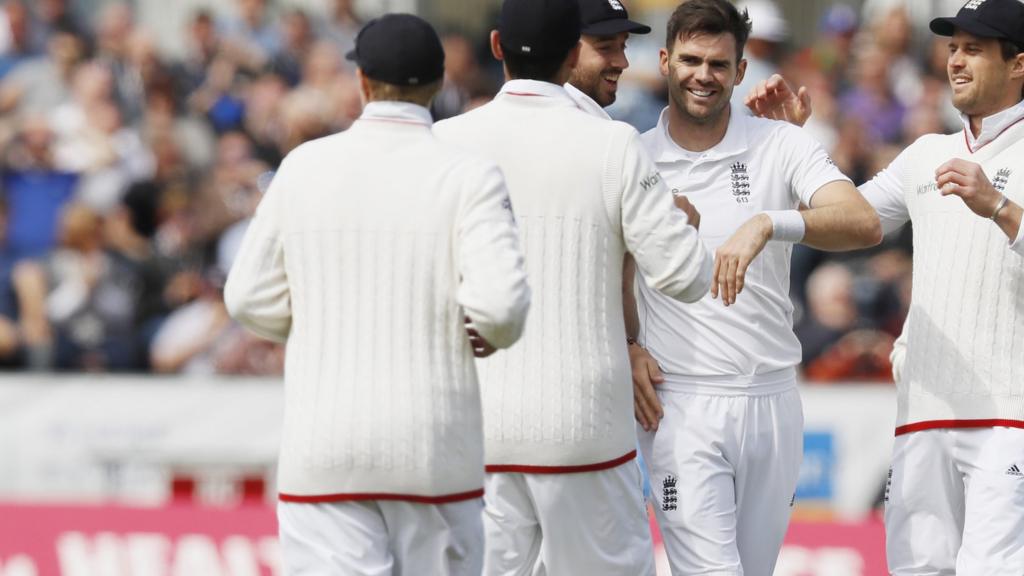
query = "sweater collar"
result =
(563, 82, 611, 120)
(961, 99, 1024, 152)
(498, 79, 578, 107)
(358, 101, 433, 126)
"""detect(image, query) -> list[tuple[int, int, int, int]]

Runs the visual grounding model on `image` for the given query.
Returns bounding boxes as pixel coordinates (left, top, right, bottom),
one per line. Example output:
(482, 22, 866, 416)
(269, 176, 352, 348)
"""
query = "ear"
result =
(567, 41, 581, 70)
(659, 47, 670, 78)
(356, 67, 371, 106)
(1011, 51, 1024, 82)
(735, 58, 748, 87)
(490, 30, 504, 61)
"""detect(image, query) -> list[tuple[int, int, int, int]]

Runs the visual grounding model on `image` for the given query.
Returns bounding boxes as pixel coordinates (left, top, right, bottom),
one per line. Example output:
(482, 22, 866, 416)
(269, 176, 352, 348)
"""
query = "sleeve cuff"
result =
(1010, 221, 1024, 257)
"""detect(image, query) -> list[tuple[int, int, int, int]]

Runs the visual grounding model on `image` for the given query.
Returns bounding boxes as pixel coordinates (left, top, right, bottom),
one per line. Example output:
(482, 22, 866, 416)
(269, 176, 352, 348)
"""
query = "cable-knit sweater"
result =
(434, 80, 712, 470)
(225, 102, 530, 501)
(862, 113, 1024, 432)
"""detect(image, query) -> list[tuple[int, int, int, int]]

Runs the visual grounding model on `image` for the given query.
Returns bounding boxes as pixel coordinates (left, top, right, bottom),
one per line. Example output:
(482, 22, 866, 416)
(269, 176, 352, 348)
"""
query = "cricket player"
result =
(224, 14, 531, 575)
(628, 1, 881, 574)
(565, 0, 652, 116)
(434, 0, 713, 573)
(749, 0, 1024, 571)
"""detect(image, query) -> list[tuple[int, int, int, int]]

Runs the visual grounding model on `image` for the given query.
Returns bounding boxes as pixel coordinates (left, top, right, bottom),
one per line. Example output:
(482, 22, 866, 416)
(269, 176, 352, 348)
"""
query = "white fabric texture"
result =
(885, 427, 1024, 575)
(481, 463, 655, 576)
(278, 498, 484, 576)
(433, 80, 711, 469)
(639, 384, 803, 576)
(225, 102, 530, 499)
(564, 82, 613, 120)
(859, 118, 1024, 428)
(637, 105, 850, 383)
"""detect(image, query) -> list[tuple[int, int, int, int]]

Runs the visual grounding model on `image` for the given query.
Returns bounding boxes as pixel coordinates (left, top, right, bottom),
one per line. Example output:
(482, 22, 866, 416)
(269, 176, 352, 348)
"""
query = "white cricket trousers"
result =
(277, 498, 484, 576)
(885, 426, 1024, 575)
(639, 384, 803, 576)
(482, 461, 656, 576)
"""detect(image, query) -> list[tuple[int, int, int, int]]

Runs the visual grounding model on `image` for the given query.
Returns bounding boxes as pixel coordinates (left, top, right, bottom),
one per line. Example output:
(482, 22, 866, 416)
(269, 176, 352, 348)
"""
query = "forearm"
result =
(622, 254, 639, 340)
(800, 201, 882, 251)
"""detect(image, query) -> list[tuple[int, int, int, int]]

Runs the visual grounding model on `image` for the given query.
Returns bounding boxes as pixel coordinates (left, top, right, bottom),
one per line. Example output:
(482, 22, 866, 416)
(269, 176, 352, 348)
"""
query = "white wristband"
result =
(764, 210, 805, 243)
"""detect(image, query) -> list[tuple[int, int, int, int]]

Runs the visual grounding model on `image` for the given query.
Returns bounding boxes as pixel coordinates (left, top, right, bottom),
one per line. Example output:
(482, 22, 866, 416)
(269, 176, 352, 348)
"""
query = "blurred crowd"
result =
(0, 0, 938, 380)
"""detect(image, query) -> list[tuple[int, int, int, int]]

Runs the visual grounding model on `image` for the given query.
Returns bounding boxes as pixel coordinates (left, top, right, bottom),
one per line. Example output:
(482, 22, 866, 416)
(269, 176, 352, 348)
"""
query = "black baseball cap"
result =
(346, 14, 445, 86)
(929, 0, 1024, 48)
(579, 0, 651, 36)
(499, 0, 582, 58)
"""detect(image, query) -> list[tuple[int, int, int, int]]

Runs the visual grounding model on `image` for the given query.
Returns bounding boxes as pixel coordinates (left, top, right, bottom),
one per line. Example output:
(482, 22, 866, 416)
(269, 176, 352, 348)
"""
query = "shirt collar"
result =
(651, 103, 749, 164)
(358, 101, 433, 126)
(961, 100, 1024, 152)
(498, 79, 578, 107)
(563, 82, 612, 120)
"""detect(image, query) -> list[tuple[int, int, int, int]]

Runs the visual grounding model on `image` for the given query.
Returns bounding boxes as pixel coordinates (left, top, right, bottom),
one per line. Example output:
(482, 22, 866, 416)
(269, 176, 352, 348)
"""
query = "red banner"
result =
(0, 503, 886, 576)
(0, 503, 280, 576)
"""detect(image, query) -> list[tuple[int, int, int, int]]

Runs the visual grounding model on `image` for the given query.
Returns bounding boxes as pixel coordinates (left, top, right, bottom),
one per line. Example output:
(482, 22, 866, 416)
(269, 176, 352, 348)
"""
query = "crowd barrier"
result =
(0, 376, 897, 575)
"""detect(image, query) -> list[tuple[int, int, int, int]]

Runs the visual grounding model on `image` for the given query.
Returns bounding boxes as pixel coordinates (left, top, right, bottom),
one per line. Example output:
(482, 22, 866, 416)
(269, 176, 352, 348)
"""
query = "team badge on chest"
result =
(730, 162, 751, 204)
(993, 168, 1011, 193)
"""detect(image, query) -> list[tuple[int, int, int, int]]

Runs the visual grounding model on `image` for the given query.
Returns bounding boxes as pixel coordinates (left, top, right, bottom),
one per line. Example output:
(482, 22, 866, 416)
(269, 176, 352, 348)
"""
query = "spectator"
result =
(219, 0, 279, 66)
(797, 263, 893, 382)
(2, 115, 78, 260)
(43, 203, 142, 371)
(732, 0, 788, 111)
(0, 0, 42, 79)
(0, 30, 83, 117)
(269, 9, 315, 87)
(319, 0, 361, 59)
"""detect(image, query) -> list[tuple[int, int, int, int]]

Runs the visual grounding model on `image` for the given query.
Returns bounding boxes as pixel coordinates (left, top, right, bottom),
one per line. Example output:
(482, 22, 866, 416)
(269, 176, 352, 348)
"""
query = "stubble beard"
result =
(670, 83, 730, 126)
(571, 66, 619, 108)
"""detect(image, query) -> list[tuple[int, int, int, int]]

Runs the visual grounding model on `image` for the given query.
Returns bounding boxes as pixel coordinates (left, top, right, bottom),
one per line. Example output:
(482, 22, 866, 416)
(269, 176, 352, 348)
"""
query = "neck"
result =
(667, 104, 731, 152)
(968, 96, 1024, 137)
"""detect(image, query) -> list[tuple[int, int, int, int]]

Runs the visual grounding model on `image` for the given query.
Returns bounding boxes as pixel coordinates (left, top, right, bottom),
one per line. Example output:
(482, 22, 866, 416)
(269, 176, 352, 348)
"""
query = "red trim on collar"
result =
(358, 117, 430, 127)
(964, 115, 1024, 154)
(504, 91, 545, 97)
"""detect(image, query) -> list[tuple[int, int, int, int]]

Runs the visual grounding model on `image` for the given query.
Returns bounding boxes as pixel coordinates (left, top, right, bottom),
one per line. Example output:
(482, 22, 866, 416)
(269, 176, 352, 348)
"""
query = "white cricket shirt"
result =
(637, 105, 850, 389)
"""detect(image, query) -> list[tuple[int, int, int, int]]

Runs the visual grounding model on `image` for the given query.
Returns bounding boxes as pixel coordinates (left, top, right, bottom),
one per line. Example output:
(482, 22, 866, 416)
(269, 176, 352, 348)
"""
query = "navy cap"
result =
(579, 0, 651, 36)
(499, 0, 582, 58)
(346, 14, 445, 86)
(930, 0, 1024, 48)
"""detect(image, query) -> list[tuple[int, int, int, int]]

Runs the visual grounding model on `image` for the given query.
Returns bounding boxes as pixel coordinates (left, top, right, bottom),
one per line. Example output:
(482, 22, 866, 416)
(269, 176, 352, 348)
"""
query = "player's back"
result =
(227, 106, 529, 501)
(435, 81, 653, 469)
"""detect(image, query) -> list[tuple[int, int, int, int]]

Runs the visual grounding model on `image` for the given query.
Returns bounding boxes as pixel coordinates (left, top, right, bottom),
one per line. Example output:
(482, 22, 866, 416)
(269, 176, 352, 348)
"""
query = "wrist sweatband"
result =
(764, 210, 806, 243)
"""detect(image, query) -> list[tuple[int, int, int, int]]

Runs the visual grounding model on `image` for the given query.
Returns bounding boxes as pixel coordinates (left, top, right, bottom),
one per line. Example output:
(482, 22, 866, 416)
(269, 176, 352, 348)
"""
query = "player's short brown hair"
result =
(665, 0, 752, 62)
(365, 77, 443, 107)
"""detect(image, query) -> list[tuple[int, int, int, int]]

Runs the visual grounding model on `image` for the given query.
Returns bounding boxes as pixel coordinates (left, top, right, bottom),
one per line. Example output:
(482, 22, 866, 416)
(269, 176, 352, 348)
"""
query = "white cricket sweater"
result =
(860, 107, 1024, 433)
(225, 102, 530, 502)
(434, 80, 712, 471)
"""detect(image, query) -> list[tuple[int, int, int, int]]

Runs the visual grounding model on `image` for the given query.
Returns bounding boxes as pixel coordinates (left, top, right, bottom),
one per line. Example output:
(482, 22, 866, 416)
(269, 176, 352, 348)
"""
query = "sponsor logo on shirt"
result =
(662, 475, 678, 511)
(640, 172, 662, 192)
(916, 181, 938, 195)
(730, 162, 751, 204)
(1008, 464, 1023, 477)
